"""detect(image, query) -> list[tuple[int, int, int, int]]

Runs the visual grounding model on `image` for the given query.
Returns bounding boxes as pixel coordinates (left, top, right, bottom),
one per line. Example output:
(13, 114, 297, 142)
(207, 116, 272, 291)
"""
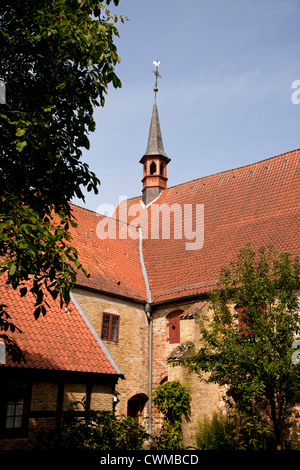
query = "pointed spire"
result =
(139, 61, 171, 205)
(144, 98, 169, 160)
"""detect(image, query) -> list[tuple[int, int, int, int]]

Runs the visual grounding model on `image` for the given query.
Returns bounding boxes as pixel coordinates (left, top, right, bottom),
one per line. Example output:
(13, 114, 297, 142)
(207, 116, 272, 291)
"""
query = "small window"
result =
(101, 313, 120, 342)
(235, 305, 250, 336)
(1, 381, 30, 437)
(6, 394, 24, 429)
(167, 311, 182, 344)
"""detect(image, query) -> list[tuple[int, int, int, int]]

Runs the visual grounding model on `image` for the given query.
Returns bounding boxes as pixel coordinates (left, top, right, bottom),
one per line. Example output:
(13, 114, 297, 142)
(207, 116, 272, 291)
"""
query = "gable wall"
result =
(73, 287, 225, 447)
(72, 287, 150, 421)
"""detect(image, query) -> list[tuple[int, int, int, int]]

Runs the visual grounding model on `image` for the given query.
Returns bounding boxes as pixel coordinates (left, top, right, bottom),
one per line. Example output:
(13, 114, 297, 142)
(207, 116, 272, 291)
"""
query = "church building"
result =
(0, 66, 299, 449)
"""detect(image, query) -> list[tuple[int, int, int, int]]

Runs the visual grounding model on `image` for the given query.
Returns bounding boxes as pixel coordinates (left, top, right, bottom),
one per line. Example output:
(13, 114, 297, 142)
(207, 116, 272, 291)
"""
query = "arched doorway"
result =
(127, 393, 148, 420)
(160, 376, 168, 386)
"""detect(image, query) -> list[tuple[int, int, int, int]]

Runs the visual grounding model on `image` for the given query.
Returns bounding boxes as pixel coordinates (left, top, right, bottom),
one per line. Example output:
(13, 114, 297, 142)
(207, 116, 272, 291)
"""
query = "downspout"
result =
(138, 227, 153, 438)
(145, 302, 152, 438)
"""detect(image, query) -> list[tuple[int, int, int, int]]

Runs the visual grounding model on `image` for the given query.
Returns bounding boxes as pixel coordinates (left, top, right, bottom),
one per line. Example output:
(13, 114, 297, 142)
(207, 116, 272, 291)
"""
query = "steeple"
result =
(140, 61, 171, 206)
(144, 98, 169, 159)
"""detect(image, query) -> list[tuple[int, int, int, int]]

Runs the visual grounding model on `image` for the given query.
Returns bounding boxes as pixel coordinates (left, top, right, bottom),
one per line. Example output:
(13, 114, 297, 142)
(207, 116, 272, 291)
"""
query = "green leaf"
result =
(15, 140, 27, 152)
(56, 81, 67, 90)
(9, 263, 17, 276)
(15, 128, 26, 136)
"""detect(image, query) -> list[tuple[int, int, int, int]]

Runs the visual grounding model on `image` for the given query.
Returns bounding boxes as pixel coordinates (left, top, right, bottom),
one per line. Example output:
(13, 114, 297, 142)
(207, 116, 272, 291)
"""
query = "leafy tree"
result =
(171, 245, 300, 450)
(0, 0, 124, 360)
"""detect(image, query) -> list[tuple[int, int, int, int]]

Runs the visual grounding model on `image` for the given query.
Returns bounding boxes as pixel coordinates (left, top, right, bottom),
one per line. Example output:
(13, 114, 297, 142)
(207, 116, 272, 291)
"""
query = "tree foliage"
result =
(171, 245, 300, 450)
(0, 0, 123, 211)
(0, 0, 124, 360)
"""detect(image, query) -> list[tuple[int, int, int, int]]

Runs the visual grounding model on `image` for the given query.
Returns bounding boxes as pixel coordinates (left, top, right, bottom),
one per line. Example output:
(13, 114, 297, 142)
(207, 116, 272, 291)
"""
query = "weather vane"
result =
(153, 60, 161, 98)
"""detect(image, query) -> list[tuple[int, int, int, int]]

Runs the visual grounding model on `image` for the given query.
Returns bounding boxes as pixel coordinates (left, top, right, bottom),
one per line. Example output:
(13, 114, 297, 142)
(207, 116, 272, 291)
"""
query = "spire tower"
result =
(140, 61, 171, 206)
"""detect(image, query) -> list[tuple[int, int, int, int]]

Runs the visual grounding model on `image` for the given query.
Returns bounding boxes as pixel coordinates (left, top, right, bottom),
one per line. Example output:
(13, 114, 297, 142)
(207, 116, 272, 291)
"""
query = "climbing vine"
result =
(151, 380, 191, 449)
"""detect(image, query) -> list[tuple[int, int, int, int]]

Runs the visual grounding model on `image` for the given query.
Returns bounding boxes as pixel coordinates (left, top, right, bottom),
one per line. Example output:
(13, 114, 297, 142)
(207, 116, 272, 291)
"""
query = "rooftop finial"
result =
(152, 60, 161, 98)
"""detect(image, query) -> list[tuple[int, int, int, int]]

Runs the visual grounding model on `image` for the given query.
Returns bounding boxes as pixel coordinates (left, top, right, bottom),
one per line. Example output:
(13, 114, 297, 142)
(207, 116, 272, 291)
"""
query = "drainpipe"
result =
(138, 227, 153, 438)
(145, 302, 152, 437)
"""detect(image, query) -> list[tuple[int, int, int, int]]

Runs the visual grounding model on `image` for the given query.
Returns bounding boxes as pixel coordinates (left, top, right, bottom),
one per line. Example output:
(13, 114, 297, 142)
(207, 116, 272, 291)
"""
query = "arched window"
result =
(150, 161, 157, 175)
(167, 311, 182, 344)
(160, 163, 164, 176)
(159, 376, 168, 386)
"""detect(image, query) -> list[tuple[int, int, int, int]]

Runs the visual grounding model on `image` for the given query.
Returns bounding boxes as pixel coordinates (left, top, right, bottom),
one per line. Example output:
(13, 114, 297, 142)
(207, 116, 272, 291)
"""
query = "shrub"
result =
(32, 399, 148, 451)
(196, 409, 272, 450)
(196, 410, 234, 450)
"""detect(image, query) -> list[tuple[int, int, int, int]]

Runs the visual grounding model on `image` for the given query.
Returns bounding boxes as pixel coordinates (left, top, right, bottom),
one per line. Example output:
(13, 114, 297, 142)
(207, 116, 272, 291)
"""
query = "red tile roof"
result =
(120, 148, 300, 303)
(180, 301, 209, 318)
(1, 149, 298, 371)
(0, 276, 119, 375)
(69, 205, 147, 301)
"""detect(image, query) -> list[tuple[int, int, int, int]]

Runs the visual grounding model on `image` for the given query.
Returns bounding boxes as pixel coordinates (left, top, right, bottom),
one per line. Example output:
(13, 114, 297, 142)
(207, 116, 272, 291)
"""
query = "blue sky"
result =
(72, 0, 300, 214)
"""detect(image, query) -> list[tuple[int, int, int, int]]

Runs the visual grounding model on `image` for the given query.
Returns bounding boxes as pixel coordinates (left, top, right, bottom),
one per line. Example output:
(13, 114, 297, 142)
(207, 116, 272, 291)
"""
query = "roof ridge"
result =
(117, 147, 300, 203)
(71, 147, 299, 211)
(165, 147, 300, 191)
(70, 202, 102, 215)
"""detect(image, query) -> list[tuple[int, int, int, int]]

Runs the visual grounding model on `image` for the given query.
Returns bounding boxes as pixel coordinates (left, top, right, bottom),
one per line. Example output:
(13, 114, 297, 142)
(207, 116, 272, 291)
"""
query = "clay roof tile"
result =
(0, 276, 120, 376)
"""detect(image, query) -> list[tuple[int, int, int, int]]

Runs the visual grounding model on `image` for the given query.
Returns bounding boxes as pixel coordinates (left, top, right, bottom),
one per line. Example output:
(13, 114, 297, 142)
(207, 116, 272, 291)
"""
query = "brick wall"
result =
(91, 384, 113, 411)
(0, 377, 115, 450)
(151, 301, 222, 447)
(63, 383, 86, 410)
(72, 288, 150, 419)
(31, 381, 58, 411)
(72, 288, 224, 447)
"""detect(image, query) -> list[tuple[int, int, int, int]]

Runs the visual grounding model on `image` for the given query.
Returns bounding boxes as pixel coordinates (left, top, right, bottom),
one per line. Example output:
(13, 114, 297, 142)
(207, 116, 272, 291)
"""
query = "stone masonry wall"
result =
(151, 300, 222, 448)
(0, 379, 114, 450)
(71, 288, 223, 447)
(72, 288, 150, 420)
